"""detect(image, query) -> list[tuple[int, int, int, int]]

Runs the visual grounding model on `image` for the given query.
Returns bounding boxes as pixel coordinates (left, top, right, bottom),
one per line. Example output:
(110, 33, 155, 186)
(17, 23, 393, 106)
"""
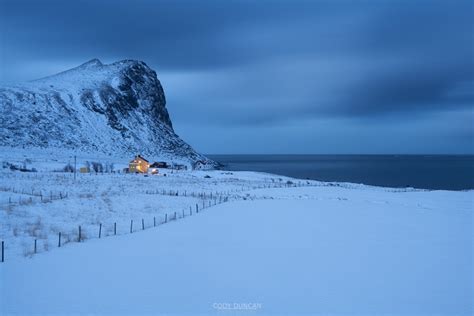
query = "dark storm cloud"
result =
(0, 0, 329, 70)
(0, 0, 473, 153)
(334, 1, 474, 117)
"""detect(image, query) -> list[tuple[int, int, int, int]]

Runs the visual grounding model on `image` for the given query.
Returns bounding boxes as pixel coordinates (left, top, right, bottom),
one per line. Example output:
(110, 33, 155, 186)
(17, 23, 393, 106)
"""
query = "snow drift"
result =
(1, 186, 472, 315)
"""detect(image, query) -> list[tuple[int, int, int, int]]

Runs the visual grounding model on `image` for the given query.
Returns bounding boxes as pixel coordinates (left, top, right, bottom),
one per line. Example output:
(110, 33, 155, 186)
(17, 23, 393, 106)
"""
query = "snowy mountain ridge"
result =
(0, 59, 215, 167)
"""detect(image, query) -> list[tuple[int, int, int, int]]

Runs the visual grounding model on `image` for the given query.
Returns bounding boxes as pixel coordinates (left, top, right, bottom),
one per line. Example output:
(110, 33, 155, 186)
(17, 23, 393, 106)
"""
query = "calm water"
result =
(208, 155, 474, 191)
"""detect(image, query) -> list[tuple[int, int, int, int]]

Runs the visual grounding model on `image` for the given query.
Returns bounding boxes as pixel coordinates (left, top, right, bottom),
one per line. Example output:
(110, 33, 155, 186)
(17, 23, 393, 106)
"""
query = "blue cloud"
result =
(1, 0, 472, 153)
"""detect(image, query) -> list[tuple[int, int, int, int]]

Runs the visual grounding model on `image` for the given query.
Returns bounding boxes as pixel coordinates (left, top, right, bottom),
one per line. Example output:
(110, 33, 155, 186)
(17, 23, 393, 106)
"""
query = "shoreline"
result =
(211, 154, 474, 191)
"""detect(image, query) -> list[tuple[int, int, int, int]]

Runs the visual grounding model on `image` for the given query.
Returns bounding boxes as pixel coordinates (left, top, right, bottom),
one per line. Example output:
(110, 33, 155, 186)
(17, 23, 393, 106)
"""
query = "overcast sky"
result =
(1, 0, 473, 154)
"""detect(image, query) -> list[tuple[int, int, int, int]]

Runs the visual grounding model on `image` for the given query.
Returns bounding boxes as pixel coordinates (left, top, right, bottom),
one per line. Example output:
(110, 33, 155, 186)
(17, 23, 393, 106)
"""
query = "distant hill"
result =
(0, 59, 215, 168)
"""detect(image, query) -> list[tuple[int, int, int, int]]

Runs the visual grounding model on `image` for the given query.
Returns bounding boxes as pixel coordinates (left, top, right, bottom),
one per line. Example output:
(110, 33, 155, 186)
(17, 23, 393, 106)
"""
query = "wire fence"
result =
(1, 180, 315, 262)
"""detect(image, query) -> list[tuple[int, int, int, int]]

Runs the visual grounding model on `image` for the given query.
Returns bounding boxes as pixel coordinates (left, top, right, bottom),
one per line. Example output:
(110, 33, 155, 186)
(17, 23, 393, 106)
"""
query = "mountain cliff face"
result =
(0, 59, 215, 167)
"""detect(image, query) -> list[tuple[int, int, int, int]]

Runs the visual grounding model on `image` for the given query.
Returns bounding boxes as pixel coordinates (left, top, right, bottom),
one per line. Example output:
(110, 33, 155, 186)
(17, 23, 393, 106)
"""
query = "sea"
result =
(208, 155, 474, 191)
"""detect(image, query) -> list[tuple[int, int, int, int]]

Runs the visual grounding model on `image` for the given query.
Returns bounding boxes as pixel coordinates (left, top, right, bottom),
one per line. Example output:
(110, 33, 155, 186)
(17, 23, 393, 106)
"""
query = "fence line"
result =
(1, 180, 316, 262)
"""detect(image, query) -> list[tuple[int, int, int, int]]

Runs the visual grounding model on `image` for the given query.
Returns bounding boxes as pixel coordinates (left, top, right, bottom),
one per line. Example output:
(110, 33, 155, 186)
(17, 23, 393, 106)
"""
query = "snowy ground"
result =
(1, 185, 472, 315)
(0, 167, 303, 259)
(0, 151, 473, 315)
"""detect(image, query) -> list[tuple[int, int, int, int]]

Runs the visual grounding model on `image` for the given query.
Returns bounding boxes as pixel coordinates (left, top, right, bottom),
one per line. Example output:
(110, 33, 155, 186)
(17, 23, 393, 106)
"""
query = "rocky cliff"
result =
(0, 59, 215, 168)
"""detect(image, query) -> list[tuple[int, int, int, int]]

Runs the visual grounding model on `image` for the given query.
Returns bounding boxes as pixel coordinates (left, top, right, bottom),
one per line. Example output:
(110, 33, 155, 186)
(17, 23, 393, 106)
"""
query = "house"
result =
(193, 160, 207, 170)
(129, 155, 149, 173)
(150, 161, 168, 168)
(79, 167, 90, 173)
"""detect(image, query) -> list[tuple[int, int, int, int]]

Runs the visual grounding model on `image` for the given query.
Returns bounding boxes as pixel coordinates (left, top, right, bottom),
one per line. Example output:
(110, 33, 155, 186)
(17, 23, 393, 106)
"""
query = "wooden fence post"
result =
(78, 225, 81, 242)
(1, 240, 4, 262)
(130, 220, 133, 233)
(154, 217, 156, 227)
(174, 212, 177, 220)
(58, 232, 61, 247)
(182, 209, 185, 218)
(142, 219, 145, 230)
(34, 239, 37, 253)
(196, 204, 199, 213)
(114, 222, 117, 235)
(99, 223, 102, 238)
(190, 206, 192, 216)
(165, 214, 168, 223)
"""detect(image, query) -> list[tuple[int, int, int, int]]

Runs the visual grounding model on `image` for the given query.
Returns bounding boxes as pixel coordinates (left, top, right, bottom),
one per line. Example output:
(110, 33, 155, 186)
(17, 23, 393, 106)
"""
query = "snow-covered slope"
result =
(0, 59, 215, 167)
(1, 185, 472, 315)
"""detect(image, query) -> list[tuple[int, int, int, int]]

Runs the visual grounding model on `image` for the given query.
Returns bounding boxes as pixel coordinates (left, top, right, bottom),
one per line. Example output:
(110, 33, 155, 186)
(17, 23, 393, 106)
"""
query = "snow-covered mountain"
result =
(0, 59, 215, 167)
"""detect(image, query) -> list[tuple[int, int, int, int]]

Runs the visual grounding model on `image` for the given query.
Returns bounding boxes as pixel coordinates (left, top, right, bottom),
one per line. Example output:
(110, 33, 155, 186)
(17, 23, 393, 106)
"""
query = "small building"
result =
(193, 160, 208, 170)
(129, 155, 149, 173)
(79, 167, 90, 173)
(172, 163, 187, 170)
(150, 161, 168, 168)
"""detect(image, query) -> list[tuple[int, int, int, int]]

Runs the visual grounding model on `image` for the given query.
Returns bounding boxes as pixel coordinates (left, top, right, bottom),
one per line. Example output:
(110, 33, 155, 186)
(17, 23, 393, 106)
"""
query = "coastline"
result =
(210, 154, 474, 191)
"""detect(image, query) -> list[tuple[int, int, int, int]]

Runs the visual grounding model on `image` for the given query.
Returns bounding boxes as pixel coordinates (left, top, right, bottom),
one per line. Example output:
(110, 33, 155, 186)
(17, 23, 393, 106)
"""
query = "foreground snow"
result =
(0, 166, 302, 259)
(1, 185, 472, 315)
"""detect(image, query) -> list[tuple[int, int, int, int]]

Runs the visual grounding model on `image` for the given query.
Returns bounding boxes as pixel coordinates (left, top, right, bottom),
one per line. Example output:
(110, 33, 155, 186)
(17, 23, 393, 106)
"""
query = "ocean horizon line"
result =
(207, 153, 474, 156)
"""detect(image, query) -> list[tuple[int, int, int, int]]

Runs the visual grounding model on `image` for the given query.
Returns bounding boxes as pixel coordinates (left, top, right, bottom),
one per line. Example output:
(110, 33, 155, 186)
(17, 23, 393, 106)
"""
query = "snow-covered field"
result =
(0, 152, 473, 315)
(0, 167, 302, 259)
